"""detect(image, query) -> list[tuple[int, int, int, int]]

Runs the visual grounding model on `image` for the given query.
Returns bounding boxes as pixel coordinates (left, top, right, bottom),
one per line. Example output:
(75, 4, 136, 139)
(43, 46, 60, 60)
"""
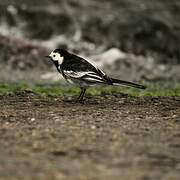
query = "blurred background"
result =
(0, 0, 180, 84)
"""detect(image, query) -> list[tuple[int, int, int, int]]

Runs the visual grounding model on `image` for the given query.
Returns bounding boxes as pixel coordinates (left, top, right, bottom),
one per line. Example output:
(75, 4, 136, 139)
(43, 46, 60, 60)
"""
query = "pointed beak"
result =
(45, 55, 51, 59)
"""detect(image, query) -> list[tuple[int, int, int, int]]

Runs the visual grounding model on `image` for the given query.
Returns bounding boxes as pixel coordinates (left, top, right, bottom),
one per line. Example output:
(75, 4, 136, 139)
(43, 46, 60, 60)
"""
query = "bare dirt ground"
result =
(0, 93, 180, 180)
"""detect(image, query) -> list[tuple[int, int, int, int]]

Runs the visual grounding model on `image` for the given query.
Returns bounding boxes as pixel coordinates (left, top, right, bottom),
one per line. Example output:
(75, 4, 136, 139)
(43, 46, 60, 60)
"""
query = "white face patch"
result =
(49, 51, 64, 65)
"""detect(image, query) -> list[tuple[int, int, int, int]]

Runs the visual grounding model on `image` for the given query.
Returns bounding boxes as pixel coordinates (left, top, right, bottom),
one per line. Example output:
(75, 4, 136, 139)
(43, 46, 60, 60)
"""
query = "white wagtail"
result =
(46, 49, 146, 101)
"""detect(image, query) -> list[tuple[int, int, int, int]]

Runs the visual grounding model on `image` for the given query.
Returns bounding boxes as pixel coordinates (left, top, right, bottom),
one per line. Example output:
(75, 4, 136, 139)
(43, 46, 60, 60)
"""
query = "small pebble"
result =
(31, 118, 35, 122)
(91, 125, 96, 129)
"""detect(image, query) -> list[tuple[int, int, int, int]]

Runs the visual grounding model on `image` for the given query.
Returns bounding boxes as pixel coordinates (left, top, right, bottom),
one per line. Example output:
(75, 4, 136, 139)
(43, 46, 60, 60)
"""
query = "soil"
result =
(0, 93, 180, 180)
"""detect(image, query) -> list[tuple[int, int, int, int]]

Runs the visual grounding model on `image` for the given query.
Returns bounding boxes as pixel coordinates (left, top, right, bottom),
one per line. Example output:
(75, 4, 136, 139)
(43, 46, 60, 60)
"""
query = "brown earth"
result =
(0, 93, 180, 180)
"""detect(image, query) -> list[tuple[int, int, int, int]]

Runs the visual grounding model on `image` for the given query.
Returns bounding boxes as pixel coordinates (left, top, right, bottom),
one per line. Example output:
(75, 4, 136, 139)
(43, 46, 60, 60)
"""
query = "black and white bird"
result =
(46, 49, 146, 101)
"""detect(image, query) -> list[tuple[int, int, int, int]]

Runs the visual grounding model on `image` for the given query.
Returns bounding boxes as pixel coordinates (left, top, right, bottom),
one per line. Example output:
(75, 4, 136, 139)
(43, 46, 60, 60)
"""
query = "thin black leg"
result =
(77, 88, 86, 102)
(77, 88, 84, 100)
(80, 88, 86, 101)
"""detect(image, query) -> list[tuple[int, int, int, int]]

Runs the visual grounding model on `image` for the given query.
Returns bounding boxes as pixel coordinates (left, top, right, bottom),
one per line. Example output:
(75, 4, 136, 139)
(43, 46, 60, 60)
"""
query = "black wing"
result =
(61, 53, 113, 85)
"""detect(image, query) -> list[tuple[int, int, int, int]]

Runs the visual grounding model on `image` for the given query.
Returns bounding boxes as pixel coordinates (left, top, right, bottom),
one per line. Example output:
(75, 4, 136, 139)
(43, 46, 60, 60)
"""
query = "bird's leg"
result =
(77, 88, 86, 102)
(80, 88, 86, 101)
(77, 88, 83, 100)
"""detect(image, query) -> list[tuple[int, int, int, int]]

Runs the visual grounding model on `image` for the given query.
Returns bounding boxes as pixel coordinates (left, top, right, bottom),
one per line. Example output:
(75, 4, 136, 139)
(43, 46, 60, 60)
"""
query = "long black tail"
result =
(110, 78, 146, 89)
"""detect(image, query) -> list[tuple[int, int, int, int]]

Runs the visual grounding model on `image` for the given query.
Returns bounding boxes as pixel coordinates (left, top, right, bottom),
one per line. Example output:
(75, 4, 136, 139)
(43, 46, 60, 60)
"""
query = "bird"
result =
(45, 48, 146, 101)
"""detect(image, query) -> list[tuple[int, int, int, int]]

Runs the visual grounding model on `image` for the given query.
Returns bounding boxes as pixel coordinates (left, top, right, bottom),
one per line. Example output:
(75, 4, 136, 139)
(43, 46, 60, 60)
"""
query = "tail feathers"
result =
(111, 78, 146, 89)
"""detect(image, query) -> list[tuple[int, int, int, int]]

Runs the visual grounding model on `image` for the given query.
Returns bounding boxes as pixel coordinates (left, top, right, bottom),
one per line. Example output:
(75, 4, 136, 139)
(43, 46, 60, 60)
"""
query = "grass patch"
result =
(0, 81, 180, 97)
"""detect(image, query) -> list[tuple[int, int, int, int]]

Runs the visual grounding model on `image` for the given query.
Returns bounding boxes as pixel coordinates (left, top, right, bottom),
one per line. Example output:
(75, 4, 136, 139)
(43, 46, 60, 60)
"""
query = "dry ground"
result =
(0, 93, 180, 180)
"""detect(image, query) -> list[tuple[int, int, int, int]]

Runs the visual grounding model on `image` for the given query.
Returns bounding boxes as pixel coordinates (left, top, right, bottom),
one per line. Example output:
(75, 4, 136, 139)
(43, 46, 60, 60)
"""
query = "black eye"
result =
(53, 55, 56, 57)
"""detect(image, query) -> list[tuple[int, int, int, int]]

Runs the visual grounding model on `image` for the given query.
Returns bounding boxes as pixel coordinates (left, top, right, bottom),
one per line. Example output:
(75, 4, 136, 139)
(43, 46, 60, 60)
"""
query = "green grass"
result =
(0, 82, 180, 97)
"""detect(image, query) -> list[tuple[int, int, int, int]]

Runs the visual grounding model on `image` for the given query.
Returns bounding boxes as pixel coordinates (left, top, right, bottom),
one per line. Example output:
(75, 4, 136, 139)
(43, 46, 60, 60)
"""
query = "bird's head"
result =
(46, 49, 69, 65)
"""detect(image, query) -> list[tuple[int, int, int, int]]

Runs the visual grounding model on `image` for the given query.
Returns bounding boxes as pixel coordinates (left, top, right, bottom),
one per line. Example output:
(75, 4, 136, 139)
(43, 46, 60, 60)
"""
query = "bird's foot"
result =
(76, 97, 85, 104)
